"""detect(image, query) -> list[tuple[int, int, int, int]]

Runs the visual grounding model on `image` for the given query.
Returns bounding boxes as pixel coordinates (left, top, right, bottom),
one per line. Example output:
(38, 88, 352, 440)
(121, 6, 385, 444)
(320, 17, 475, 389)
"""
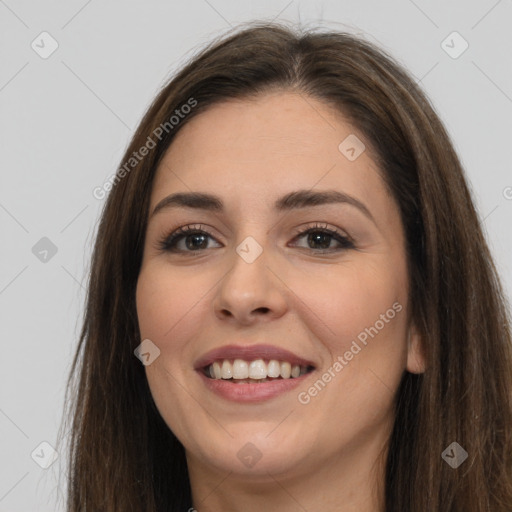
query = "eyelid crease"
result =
(291, 221, 354, 243)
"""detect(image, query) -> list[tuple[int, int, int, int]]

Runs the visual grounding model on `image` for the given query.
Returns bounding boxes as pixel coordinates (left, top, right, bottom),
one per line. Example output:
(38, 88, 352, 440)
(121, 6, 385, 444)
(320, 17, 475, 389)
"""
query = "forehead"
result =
(151, 91, 391, 216)
(161, 91, 367, 161)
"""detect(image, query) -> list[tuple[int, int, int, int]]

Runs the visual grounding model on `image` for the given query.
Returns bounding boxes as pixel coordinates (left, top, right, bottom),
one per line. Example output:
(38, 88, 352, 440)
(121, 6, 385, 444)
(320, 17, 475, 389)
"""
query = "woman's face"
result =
(136, 91, 424, 481)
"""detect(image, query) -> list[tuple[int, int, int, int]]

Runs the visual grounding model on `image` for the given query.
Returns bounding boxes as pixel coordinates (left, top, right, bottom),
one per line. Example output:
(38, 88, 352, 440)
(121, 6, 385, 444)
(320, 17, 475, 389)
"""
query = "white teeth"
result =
(248, 359, 267, 379)
(206, 358, 312, 381)
(212, 361, 222, 379)
(267, 360, 281, 378)
(233, 359, 249, 379)
(280, 361, 291, 379)
(221, 360, 233, 379)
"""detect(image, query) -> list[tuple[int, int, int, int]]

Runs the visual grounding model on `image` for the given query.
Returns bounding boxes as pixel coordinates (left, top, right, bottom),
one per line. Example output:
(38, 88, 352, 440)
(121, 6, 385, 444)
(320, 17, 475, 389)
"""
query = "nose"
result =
(212, 245, 288, 326)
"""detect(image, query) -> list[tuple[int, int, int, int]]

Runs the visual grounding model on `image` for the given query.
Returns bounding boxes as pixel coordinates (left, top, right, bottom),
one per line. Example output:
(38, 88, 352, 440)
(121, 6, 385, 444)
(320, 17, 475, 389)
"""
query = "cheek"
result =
(135, 264, 210, 435)
(297, 258, 408, 355)
(292, 263, 408, 433)
(307, 264, 408, 409)
(136, 263, 207, 346)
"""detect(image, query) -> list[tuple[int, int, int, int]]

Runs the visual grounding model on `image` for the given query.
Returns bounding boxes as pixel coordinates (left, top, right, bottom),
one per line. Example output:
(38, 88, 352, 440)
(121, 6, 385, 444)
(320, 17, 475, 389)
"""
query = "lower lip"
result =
(197, 370, 313, 403)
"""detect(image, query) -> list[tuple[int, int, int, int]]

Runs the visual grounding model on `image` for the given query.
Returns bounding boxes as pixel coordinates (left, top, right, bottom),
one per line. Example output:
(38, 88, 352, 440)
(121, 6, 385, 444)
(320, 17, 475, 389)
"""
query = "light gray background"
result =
(1, 1, 511, 510)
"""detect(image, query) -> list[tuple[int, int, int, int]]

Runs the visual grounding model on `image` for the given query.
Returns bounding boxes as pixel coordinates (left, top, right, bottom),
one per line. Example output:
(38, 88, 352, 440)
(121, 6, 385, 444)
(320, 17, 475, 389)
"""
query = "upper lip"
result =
(194, 344, 317, 370)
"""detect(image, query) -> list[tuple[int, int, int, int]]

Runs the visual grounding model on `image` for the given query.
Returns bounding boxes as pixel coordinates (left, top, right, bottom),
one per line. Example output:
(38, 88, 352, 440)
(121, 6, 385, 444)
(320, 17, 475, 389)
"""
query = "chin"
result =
(189, 426, 313, 478)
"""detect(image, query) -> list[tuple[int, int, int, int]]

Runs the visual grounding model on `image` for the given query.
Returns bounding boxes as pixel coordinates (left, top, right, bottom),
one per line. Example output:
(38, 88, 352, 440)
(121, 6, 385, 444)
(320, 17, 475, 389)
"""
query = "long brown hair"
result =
(59, 21, 512, 511)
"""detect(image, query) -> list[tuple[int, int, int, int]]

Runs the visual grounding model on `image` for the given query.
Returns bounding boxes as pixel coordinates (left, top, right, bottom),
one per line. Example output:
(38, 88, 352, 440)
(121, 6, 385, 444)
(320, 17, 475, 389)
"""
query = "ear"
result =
(406, 323, 426, 374)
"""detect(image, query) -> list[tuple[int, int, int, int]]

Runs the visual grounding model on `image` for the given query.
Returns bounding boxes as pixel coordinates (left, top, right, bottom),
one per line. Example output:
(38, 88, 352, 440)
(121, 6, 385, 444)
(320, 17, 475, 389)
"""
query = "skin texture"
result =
(136, 91, 425, 512)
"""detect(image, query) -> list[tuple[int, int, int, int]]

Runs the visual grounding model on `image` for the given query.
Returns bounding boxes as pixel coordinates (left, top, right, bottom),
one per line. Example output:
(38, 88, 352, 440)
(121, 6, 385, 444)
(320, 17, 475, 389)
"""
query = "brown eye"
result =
(158, 225, 222, 253)
(157, 223, 355, 255)
(291, 225, 354, 253)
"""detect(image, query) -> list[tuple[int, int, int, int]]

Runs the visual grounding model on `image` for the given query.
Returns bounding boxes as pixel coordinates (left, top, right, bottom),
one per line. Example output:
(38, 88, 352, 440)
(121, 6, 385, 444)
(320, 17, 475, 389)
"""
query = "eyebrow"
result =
(150, 189, 375, 224)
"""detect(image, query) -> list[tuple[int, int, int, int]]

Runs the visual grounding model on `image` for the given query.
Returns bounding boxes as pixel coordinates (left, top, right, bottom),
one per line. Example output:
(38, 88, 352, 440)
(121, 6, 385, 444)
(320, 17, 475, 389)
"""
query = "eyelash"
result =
(156, 222, 355, 255)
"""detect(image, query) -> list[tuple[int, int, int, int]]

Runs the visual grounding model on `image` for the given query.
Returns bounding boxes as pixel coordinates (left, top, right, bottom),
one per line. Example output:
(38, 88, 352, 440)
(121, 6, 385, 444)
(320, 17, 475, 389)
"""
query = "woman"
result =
(60, 21, 512, 511)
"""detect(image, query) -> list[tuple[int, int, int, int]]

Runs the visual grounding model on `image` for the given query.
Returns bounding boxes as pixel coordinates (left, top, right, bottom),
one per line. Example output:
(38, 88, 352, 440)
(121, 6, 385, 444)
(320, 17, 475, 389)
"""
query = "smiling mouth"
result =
(202, 358, 315, 383)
